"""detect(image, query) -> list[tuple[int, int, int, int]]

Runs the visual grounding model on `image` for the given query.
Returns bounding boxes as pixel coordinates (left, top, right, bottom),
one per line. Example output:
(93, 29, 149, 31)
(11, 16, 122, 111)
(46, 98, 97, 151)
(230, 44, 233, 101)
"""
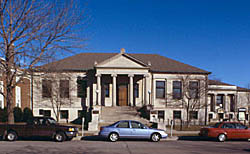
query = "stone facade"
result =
(32, 50, 250, 127)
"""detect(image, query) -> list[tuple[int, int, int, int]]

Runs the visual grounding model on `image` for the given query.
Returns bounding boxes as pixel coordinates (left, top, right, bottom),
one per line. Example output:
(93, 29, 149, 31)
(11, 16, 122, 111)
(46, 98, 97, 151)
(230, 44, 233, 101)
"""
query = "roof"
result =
(39, 52, 210, 74)
(209, 80, 250, 92)
(208, 80, 234, 86)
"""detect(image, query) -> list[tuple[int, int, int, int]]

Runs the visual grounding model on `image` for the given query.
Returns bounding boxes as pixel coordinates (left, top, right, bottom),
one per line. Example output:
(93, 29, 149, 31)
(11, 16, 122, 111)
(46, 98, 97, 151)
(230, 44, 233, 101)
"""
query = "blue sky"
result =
(77, 0, 250, 88)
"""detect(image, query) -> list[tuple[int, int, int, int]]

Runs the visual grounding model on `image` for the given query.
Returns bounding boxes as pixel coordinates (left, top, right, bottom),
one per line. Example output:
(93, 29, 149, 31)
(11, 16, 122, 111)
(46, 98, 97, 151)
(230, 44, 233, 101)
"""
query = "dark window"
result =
(158, 110, 165, 120)
(131, 121, 144, 129)
(156, 81, 165, 98)
(246, 114, 249, 121)
(104, 83, 110, 97)
(173, 81, 182, 99)
(189, 81, 199, 99)
(60, 110, 69, 119)
(229, 114, 233, 120)
(218, 113, 224, 119)
(42, 80, 52, 98)
(216, 95, 224, 107)
(209, 94, 215, 112)
(229, 95, 235, 112)
(235, 123, 247, 129)
(209, 114, 213, 121)
(189, 111, 198, 119)
(173, 111, 181, 119)
(116, 121, 129, 128)
(77, 79, 87, 98)
(134, 83, 139, 98)
(60, 80, 69, 98)
(39, 110, 51, 117)
(222, 123, 235, 129)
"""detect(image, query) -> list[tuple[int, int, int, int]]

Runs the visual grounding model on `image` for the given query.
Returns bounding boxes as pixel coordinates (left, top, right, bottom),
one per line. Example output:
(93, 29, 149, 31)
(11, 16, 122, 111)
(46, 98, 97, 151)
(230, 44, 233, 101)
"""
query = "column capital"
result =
(128, 74, 134, 77)
(144, 74, 150, 78)
(95, 74, 101, 77)
(111, 74, 117, 77)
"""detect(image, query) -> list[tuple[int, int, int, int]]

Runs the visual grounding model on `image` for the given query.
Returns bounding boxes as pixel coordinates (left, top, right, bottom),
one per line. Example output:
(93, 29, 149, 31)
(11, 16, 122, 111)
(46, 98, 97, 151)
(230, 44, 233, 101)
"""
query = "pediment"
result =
(96, 54, 147, 68)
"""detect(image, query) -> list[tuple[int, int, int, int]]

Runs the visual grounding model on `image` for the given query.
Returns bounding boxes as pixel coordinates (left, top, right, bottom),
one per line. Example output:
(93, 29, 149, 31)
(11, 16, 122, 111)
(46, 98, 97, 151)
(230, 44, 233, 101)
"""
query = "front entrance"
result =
(118, 84, 128, 106)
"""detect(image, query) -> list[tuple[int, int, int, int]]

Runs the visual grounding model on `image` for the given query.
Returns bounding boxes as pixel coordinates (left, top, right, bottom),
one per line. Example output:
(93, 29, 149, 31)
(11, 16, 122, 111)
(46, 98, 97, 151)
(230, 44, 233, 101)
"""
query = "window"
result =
(104, 83, 110, 97)
(39, 109, 51, 117)
(229, 114, 233, 120)
(156, 81, 165, 98)
(60, 80, 69, 98)
(60, 110, 69, 119)
(134, 83, 139, 98)
(131, 121, 144, 129)
(235, 123, 247, 129)
(216, 95, 224, 107)
(189, 81, 199, 99)
(218, 113, 224, 119)
(42, 80, 52, 98)
(158, 110, 165, 120)
(173, 81, 182, 99)
(173, 111, 181, 119)
(209, 114, 213, 121)
(116, 121, 129, 128)
(229, 95, 235, 112)
(189, 111, 198, 119)
(222, 123, 235, 129)
(77, 79, 87, 98)
(209, 94, 215, 112)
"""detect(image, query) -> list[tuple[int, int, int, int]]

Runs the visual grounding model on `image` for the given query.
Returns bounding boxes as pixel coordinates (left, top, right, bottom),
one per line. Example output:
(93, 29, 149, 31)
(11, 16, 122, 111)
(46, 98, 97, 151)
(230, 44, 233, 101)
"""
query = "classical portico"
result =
(94, 50, 151, 107)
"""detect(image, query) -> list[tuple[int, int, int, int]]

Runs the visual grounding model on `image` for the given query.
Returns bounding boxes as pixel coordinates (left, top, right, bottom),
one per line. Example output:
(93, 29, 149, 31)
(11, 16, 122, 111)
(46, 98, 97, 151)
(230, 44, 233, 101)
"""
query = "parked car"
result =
(0, 117, 78, 142)
(199, 122, 250, 142)
(99, 120, 168, 142)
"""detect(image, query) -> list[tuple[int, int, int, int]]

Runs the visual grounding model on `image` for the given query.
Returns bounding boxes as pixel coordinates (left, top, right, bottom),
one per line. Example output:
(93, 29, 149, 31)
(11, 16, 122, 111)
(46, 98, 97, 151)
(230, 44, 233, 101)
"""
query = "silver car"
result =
(99, 120, 168, 142)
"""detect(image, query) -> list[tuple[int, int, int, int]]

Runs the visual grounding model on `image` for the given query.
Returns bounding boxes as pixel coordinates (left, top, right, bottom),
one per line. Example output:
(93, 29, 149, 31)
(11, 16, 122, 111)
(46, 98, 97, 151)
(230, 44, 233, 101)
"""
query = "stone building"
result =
(31, 49, 250, 128)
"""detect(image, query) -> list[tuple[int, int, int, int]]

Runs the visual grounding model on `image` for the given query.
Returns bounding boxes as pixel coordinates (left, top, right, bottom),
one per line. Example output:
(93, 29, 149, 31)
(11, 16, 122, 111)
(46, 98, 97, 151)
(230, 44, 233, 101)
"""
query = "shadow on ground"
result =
(81, 135, 151, 142)
(178, 136, 249, 142)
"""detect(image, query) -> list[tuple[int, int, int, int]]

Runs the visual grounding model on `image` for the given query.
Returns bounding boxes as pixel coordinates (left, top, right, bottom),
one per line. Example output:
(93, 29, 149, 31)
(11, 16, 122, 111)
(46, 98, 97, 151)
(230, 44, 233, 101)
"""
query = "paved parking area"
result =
(0, 137, 249, 154)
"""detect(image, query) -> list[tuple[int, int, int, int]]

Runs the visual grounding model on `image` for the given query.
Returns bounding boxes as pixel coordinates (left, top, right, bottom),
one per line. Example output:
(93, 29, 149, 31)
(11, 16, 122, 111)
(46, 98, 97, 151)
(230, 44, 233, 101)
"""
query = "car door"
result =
(32, 118, 54, 137)
(116, 121, 132, 138)
(235, 123, 249, 139)
(221, 123, 237, 139)
(130, 121, 149, 139)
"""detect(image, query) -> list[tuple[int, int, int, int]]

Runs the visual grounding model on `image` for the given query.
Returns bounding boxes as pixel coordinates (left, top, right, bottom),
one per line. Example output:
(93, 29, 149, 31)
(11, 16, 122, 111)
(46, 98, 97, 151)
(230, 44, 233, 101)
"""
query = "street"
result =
(0, 136, 249, 154)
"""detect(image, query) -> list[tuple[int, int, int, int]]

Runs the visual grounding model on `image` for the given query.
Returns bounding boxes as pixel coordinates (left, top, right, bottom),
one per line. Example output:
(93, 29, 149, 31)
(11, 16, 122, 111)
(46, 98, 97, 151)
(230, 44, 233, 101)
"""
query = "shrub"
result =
(13, 107, 23, 122)
(23, 107, 33, 122)
(0, 108, 8, 122)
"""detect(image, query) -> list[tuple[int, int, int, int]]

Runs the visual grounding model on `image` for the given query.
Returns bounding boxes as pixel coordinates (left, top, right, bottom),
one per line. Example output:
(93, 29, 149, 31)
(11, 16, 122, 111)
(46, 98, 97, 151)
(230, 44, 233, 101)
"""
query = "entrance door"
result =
(118, 85, 128, 106)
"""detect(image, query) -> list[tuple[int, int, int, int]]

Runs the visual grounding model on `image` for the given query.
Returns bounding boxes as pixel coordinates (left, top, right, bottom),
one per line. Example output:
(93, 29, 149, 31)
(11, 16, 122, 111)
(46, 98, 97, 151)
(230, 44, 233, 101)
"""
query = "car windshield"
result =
(108, 121, 120, 127)
(212, 122, 221, 128)
(47, 118, 57, 125)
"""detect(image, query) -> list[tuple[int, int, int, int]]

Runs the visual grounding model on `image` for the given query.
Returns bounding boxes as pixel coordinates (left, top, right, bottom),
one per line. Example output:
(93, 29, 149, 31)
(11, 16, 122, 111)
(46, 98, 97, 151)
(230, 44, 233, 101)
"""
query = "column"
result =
(96, 74, 101, 105)
(112, 74, 117, 107)
(144, 74, 150, 105)
(129, 74, 134, 106)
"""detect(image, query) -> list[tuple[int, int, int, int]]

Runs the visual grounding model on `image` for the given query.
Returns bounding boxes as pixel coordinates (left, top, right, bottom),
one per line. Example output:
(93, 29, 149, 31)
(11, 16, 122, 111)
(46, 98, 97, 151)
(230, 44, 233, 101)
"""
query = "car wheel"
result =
(217, 134, 226, 142)
(6, 131, 17, 141)
(109, 133, 119, 142)
(55, 132, 66, 142)
(151, 133, 161, 142)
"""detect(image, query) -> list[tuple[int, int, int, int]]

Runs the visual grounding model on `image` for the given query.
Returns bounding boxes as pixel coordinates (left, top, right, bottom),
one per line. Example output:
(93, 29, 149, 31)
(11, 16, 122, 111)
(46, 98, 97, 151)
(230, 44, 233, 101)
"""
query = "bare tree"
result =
(0, 0, 87, 123)
(166, 75, 208, 126)
(34, 72, 76, 122)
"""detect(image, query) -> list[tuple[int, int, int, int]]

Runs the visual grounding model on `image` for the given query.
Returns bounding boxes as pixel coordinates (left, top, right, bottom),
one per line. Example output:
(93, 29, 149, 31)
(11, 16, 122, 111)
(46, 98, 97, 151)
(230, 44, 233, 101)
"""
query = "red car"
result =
(199, 122, 250, 142)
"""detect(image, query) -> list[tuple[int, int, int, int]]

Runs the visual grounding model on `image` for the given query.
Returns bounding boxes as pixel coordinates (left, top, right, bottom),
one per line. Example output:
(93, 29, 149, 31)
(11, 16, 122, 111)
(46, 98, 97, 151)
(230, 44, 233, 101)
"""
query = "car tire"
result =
(54, 132, 66, 142)
(217, 134, 226, 142)
(151, 133, 161, 142)
(6, 131, 17, 141)
(109, 132, 119, 142)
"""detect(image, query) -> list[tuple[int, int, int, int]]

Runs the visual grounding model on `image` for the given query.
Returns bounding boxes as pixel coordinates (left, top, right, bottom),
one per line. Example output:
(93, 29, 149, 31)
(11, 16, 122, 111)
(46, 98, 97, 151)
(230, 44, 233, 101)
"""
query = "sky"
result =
(76, 0, 250, 88)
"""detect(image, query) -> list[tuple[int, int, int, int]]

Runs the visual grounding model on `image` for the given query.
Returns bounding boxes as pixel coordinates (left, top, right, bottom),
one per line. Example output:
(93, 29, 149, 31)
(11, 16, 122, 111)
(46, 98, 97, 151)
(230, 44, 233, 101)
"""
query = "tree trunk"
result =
(7, 86, 15, 124)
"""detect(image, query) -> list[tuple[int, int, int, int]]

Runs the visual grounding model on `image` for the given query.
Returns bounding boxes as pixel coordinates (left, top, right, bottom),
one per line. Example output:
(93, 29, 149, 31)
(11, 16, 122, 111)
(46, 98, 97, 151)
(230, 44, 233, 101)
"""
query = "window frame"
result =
(189, 111, 198, 120)
(77, 79, 87, 98)
(173, 110, 182, 119)
(60, 110, 69, 119)
(42, 79, 52, 98)
(173, 81, 182, 99)
(60, 80, 69, 98)
(189, 81, 199, 99)
(156, 81, 166, 99)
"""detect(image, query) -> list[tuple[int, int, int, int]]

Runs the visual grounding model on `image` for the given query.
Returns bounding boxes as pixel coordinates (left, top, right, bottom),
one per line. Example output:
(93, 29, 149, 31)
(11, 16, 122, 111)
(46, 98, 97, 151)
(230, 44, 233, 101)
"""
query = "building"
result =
(32, 49, 250, 128)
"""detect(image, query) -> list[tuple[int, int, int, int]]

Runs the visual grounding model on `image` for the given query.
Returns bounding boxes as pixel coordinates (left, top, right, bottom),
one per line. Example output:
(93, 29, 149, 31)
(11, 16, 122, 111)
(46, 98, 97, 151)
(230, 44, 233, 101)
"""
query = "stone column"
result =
(144, 74, 150, 105)
(112, 74, 117, 107)
(129, 74, 134, 106)
(96, 74, 101, 105)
